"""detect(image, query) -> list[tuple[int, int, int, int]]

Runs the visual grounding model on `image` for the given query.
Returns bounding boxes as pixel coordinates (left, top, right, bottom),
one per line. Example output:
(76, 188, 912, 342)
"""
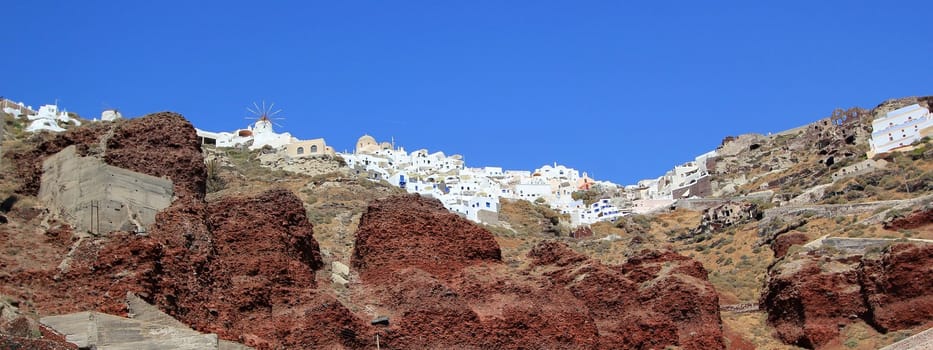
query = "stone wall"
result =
(39, 146, 174, 234)
(672, 175, 712, 199)
(830, 158, 887, 182)
(804, 237, 933, 253)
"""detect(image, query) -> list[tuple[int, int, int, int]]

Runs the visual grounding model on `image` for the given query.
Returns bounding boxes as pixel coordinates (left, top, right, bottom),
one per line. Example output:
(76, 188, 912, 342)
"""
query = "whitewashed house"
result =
(869, 104, 933, 157)
(196, 116, 298, 150)
(101, 109, 122, 121)
(26, 104, 80, 133)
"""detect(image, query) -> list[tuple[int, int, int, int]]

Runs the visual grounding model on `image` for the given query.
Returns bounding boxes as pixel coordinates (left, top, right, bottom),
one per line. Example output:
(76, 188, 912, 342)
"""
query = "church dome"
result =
(356, 134, 379, 154)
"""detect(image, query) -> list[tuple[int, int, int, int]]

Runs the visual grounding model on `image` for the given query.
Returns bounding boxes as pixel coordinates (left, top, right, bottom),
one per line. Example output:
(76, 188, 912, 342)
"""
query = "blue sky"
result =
(4, 1, 932, 184)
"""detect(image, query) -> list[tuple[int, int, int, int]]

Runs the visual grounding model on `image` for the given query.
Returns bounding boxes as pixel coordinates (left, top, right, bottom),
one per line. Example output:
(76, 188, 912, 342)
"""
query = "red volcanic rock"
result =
(369, 265, 600, 350)
(760, 252, 867, 348)
(883, 205, 933, 231)
(353, 198, 721, 349)
(200, 189, 323, 326)
(528, 240, 588, 267)
(1, 113, 371, 349)
(761, 243, 933, 349)
(352, 194, 501, 279)
(158, 188, 368, 349)
(353, 196, 599, 349)
(0, 335, 77, 350)
(531, 242, 724, 350)
(7, 113, 205, 200)
(860, 243, 933, 331)
(104, 112, 207, 200)
(572, 225, 594, 239)
(771, 232, 809, 258)
(6, 124, 108, 195)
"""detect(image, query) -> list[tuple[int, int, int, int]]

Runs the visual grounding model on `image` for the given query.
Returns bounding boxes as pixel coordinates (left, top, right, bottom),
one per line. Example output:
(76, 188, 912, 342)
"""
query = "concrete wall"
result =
(39, 146, 174, 235)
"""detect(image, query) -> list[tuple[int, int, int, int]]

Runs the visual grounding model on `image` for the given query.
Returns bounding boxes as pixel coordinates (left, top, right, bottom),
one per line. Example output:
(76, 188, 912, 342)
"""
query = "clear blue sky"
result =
(5, 1, 932, 184)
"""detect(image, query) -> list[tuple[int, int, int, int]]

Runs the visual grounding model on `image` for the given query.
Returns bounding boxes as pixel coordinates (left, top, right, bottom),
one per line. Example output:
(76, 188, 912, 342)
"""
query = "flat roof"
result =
(886, 103, 923, 118)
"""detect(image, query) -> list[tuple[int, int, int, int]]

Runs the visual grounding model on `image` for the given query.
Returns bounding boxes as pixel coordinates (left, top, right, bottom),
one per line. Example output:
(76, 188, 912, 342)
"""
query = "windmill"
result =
(245, 100, 286, 132)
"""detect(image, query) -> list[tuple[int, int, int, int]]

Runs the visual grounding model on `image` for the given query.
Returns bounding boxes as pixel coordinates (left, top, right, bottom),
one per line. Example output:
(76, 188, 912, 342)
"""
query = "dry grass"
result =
(721, 311, 801, 349)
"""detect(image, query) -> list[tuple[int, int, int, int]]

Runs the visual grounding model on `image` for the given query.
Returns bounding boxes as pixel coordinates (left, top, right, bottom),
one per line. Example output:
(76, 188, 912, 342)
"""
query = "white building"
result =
(25, 104, 81, 133)
(869, 104, 933, 157)
(196, 116, 297, 150)
(628, 149, 717, 201)
(341, 134, 628, 227)
(101, 109, 123, 121)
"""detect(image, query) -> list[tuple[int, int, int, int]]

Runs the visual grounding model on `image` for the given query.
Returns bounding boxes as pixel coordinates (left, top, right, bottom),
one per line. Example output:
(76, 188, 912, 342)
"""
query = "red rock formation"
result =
(883, 205, 933, 231)
(771, 232, 809, 258)
(6, 124, 108, 195)
(353, 195, 723, 349)
(860, 243, 933, 331)
(6, 113, 206, 200)
(353, 195, 600, 349)
(104, 112, 207, 200)
(4, 115, 726, 349)
(572, 225, 594, 239)
(760, 243, 933, 349)
(0, 334, 77, 350)
(1, 113, 368, 349)
(352, 194, 502, 280)
(530, 242, 724, 350)
(760, 252, 866, 348)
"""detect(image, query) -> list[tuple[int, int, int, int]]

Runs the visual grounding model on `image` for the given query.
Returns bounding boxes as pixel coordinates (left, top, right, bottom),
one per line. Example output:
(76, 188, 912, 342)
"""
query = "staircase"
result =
(39, 293, 251, 350)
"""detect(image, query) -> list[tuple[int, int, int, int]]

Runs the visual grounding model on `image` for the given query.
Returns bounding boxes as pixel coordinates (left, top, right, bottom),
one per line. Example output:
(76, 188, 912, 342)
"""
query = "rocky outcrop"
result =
(6, 124, 109, 196)
(883, 202, 933, 231)
(770, 232, 809, 258)
(351, 195, 723, 349)
(760, 243, 933, 349)
(0, 298, 76, 349)
(531, 242, 724, 350)
(353, 195, 599, 349)
(1, 113, 369, 349)
(859, 243, 933, 331)
(352, 194, 502, 279)
(104, 112, 207, 200)
(7, 113, 205, 201)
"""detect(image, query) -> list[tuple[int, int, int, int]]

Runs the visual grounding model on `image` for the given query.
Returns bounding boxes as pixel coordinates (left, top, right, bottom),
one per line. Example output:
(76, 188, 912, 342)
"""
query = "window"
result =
(310, 145, 318, 153)
(297, 147, 304, 154)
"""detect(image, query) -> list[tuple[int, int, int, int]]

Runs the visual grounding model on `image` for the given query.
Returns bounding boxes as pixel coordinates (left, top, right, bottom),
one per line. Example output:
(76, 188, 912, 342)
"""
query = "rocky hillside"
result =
(1, 96, 931, 349)
(0, 111, 724, 349)
(350, 194, 723, 349)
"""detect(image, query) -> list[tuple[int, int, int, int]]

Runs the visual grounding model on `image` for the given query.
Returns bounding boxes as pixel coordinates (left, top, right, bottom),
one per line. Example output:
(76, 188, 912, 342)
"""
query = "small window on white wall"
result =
(297, 147, 304, 154)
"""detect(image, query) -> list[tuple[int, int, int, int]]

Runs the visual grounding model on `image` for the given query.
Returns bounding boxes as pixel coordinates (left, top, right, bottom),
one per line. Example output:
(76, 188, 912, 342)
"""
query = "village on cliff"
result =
(4, 97, 932, 228)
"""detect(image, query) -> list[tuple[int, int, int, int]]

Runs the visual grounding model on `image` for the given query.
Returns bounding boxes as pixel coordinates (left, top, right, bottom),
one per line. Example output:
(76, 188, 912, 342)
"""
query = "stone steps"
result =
(39, 293, 253, 350)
